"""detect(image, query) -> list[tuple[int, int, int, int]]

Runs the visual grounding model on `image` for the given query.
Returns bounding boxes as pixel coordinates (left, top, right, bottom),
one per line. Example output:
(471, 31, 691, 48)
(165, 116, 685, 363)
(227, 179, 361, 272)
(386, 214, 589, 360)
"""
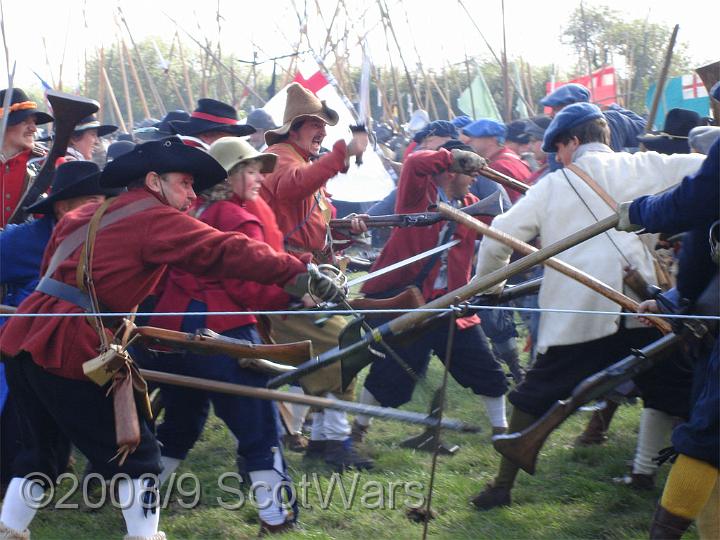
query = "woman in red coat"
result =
(145, 138, 298, 534)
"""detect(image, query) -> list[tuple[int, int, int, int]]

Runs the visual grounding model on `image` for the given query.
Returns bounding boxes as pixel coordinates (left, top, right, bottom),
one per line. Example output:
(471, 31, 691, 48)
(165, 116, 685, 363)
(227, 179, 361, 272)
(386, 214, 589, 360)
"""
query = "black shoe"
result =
(303, 440, 327, 460)
(324, 439, 374, 471)
(471, 483, 511, 510)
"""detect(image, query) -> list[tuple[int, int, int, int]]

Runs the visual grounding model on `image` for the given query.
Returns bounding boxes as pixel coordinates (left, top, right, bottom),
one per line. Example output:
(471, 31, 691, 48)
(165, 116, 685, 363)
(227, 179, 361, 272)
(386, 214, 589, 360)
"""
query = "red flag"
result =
(545, 66, 618, 112)
(292, 70, 329, 95)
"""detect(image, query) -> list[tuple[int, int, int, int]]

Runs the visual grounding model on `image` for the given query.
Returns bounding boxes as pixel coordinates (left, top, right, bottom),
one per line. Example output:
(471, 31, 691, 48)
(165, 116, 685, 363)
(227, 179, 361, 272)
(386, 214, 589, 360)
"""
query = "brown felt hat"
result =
(264, 83, 338, 146)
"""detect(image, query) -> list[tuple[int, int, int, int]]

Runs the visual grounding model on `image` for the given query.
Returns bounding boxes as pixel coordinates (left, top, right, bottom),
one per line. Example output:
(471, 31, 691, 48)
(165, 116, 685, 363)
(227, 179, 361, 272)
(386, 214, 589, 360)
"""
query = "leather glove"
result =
(449, 149, 487, 175)
(283, 265, 347, 304)
(616, 201, 643, 232)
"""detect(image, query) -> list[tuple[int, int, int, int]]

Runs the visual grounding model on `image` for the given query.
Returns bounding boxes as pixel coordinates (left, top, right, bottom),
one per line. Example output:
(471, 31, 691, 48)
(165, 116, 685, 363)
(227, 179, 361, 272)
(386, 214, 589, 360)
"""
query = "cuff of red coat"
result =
(325, 139, 350, 174)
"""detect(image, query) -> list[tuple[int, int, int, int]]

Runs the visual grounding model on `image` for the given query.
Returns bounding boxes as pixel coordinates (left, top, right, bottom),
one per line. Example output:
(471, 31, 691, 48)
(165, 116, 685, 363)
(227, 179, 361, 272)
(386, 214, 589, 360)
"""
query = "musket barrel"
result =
(140, 369, 480, 432)
(268, 209, 619, 389)
(481, 166, 531, 194)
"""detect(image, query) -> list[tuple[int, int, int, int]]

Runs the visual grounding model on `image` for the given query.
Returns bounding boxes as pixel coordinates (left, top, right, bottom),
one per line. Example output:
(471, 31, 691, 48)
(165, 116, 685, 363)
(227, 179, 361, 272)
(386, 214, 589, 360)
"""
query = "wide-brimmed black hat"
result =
(26, 161, 119, 214)
(100, 136, 227, 192)
(0, 88, 54, 126)
(154, 110, 189, 136)
(637, 108, 705, 154)
(73, 114, 118, 137)
(170, 99, 255, 137)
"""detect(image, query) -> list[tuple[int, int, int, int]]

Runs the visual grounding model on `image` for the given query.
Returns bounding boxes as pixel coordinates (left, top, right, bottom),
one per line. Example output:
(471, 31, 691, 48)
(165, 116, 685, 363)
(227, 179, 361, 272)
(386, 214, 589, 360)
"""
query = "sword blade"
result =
(347, 239, 460, 288)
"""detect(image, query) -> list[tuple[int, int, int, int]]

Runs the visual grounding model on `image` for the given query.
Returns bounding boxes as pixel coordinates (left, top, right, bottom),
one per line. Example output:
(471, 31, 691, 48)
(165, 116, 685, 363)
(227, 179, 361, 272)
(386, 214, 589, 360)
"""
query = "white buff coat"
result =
(475, 143, 704, 353)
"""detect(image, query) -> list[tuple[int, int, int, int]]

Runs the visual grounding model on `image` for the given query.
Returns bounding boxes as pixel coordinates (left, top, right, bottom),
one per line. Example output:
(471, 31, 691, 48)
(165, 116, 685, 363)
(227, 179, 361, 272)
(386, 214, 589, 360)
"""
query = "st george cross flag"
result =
(259, 60, 394, 203)
(645, 73, 710, 130)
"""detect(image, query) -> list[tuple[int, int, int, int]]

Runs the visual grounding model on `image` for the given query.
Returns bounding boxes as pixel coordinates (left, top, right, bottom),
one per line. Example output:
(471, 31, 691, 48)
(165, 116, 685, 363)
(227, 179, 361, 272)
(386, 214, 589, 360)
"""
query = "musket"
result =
(134, 326, 312, 365)
(480, 165, 531, 195)
(9, 91, 99, 224)
(140, 368, 480, 433)
(493, 333, 681, 474)
(329, 191, 504, 231)
(438, 203, 673, 335)
(268, 213, 621, 391)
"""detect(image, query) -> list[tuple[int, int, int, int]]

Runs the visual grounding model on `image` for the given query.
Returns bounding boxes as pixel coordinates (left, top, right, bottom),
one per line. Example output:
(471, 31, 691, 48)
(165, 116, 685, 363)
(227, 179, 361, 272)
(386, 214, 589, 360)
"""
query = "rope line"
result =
(2, 306, 718, 320)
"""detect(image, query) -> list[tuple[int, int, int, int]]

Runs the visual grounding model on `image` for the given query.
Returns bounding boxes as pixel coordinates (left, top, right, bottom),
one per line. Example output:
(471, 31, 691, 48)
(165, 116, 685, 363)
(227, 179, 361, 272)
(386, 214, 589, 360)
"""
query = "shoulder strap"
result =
(566, 163, 618, 211)
(44, 196, 161, 280)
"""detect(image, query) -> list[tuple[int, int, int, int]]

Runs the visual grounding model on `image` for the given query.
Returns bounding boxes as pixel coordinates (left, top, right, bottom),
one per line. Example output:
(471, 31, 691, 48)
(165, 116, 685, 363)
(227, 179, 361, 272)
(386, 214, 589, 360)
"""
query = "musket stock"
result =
(268, 212, 619, 390)
(493, 333, 680, 474)
(135, 326, 313, 365)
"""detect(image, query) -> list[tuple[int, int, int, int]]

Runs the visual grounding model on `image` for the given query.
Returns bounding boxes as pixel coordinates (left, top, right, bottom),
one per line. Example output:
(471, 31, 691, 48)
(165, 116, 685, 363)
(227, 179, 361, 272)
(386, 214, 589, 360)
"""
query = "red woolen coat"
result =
(360, 149, 480, 305)
(150, 194, 293, 333)
(0, 150, 31, 227)
(0, 188, 306, 380)
(487, 147, 532, 203)
(260, 140, 348, 252)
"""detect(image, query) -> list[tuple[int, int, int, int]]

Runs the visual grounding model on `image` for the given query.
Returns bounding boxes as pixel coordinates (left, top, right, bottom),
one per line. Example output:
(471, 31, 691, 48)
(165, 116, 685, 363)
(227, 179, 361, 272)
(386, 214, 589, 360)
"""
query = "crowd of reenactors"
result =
(0, 75, 717, 538)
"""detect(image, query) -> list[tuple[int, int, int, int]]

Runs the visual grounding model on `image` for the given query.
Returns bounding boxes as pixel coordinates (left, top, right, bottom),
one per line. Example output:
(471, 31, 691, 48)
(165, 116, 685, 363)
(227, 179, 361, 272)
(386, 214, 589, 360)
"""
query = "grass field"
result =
(25, 356, 697, 540)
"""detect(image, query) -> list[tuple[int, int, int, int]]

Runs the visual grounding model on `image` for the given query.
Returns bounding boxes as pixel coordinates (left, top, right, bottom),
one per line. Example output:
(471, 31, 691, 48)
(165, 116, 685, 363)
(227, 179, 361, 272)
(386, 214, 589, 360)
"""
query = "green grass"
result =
(24, 355, 697, 540)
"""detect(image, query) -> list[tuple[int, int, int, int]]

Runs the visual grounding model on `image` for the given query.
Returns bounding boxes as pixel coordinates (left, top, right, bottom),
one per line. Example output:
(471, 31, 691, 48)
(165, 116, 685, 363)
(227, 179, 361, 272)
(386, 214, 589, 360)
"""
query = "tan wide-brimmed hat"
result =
(209, 137, 277, 174)
(264, 82, 339, 146)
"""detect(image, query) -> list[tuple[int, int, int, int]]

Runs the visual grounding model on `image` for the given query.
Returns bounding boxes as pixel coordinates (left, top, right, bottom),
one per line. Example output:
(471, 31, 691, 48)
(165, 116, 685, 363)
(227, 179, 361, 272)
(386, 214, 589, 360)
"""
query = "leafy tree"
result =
(562, 4, 692, 111)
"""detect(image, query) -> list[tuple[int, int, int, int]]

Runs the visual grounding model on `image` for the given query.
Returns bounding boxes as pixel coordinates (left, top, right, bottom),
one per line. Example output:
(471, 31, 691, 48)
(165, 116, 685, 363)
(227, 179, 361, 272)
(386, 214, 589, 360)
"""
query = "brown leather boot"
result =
(282, 433, 309, 453)
(303, 440, 327, 461)
(350, 420, 369, 444)
(470, 483, 512, 510)
(612, 472, 655, 491)
(648, 505, 692, 539)
(258, 517, 296, 536)
(575, 401, 620, 447)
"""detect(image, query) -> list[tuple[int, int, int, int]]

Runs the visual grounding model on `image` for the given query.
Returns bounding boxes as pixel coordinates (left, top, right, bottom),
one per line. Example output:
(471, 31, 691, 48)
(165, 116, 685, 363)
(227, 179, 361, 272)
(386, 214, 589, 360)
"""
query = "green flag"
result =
(457, 71, 502, 121)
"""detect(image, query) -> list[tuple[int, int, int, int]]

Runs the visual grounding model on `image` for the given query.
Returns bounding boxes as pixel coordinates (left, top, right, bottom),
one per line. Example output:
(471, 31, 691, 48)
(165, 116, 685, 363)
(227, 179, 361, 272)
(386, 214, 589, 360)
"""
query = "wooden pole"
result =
(464, 55, 476, 118)
(102, 67, 127, 133)
(117, 37, 135, 131)
(501, 0, 511, 121)
(41, 38, 57, 88)
(176, 37, 195, 107)
(457, 0, 533, 113)
(165, 11, 266, 104)
(122, 39, 151, 120)
(378, 0, 422, 108)
(430, 73, 454, 119)
(438, 204, 672, 335)
(118, 7, 167, 117)
(163, 32, 189, 111)
(372, 66, 398, 130)
(442, 65, 455, 118)
(380, 17, 405, 123)
(646, 24, 679, 132)
(97, 47, 106, 123)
